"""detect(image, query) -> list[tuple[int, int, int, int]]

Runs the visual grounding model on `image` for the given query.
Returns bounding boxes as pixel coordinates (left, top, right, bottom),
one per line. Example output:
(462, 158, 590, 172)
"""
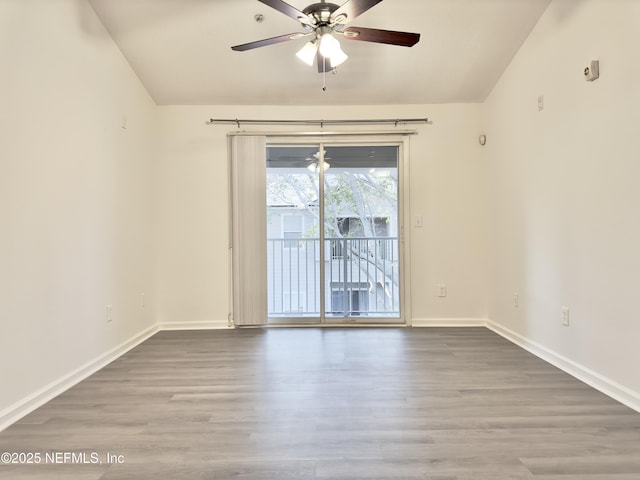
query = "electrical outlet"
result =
(106, 305, 113, 323)
(141, 293, 145, 308)
(561, 307, 570, 326)
(513, 293, 519, 308)
(437, 284, 447, 298)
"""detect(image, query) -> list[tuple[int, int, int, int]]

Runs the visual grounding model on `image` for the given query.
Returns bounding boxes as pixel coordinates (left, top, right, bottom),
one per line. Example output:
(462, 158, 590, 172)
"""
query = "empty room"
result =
(1, 0, 639, 478)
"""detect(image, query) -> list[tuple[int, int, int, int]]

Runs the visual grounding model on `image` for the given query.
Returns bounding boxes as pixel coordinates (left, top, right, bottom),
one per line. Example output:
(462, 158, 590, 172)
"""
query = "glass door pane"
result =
(323, 145, 400, 321)
(266, 145, 321, 322)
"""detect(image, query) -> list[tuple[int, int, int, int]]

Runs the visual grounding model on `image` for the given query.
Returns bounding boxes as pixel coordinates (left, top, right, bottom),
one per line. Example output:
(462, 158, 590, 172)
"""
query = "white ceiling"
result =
(87, 0, 551, 106)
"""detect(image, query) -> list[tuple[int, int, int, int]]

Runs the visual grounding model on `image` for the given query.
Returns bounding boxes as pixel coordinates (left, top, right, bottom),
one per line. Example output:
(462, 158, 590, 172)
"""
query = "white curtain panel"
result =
(229, 135, 267, 326)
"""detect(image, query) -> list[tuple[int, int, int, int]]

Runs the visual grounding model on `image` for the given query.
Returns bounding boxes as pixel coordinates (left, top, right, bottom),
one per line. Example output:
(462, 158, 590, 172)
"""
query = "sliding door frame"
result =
(266, 134, 413, 326)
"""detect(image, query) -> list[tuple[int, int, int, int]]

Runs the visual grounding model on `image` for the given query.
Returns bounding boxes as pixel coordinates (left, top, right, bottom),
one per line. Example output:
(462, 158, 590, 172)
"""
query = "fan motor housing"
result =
(303, 2, 339, 25)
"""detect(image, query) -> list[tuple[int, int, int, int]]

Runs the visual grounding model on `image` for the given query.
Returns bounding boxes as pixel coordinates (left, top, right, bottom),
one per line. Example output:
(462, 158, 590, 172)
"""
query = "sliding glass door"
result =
(266, 145, 321, 320)
(323, 145, 400, 321)
(266, 142, 402, 324)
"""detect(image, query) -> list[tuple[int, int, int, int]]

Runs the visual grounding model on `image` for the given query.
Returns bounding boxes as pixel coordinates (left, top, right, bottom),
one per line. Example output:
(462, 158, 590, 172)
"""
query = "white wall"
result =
(155, 104, 487, 327)
(0, 0, 157, 425)
(484, 0, 640, 402)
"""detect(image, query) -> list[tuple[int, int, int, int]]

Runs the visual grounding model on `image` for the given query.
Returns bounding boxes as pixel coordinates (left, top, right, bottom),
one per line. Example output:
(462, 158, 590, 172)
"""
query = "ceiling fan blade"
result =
(258, 0, 315, 26)
(231, 32, 308, 52)
(331, 0, 383, 25)
(342, 26, 420, 47)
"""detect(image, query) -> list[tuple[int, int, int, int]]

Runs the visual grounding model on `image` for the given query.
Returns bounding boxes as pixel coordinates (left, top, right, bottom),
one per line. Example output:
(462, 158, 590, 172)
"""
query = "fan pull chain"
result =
(322, 56, 327, 91)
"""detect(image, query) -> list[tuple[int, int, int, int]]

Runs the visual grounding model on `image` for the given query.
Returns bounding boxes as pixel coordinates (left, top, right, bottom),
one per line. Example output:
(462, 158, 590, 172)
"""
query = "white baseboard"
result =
(158, 319, 231, 330)
(486, 319, 640, 413)
(0, 320, 230, 431)
(0, 324, 159, 432)
(411, 317, 487, 327)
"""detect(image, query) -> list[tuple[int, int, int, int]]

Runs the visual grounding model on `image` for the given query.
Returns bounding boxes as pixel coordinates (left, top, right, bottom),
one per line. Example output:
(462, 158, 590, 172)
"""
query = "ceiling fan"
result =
(231, 0, 421, 73)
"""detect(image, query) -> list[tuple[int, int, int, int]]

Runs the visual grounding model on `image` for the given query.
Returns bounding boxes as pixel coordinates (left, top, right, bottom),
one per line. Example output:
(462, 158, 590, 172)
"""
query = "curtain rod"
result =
(207, 117, 431, 128)
(226, 130, 417, 137)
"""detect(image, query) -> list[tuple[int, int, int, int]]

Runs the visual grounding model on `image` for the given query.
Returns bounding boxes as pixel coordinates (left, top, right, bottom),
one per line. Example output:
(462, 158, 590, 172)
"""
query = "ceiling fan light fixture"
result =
(307, 161, 330, 172)
(318, 33, 348, 68)
(231, 0, 421, 76)
(296, 40, 318, 66)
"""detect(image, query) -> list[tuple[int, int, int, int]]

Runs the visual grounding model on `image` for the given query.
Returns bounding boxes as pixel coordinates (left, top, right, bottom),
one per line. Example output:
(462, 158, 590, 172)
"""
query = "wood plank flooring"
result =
(1, 327, 640, 479)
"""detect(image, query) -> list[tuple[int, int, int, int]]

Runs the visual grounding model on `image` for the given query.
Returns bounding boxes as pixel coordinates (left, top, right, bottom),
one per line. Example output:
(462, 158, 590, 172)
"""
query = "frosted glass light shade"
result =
(319, 34, 339, 57)
(329, 48, 348, 67)
(296, 41, 317, 66)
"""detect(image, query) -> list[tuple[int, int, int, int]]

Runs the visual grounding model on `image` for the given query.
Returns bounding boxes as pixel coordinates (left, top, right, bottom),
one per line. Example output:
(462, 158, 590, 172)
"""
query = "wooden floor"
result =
(1, 328, 640, 479)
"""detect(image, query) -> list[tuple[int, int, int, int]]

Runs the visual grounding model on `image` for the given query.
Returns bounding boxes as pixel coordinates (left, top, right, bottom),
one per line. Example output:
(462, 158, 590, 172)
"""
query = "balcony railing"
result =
(267, 237, 400, 318)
